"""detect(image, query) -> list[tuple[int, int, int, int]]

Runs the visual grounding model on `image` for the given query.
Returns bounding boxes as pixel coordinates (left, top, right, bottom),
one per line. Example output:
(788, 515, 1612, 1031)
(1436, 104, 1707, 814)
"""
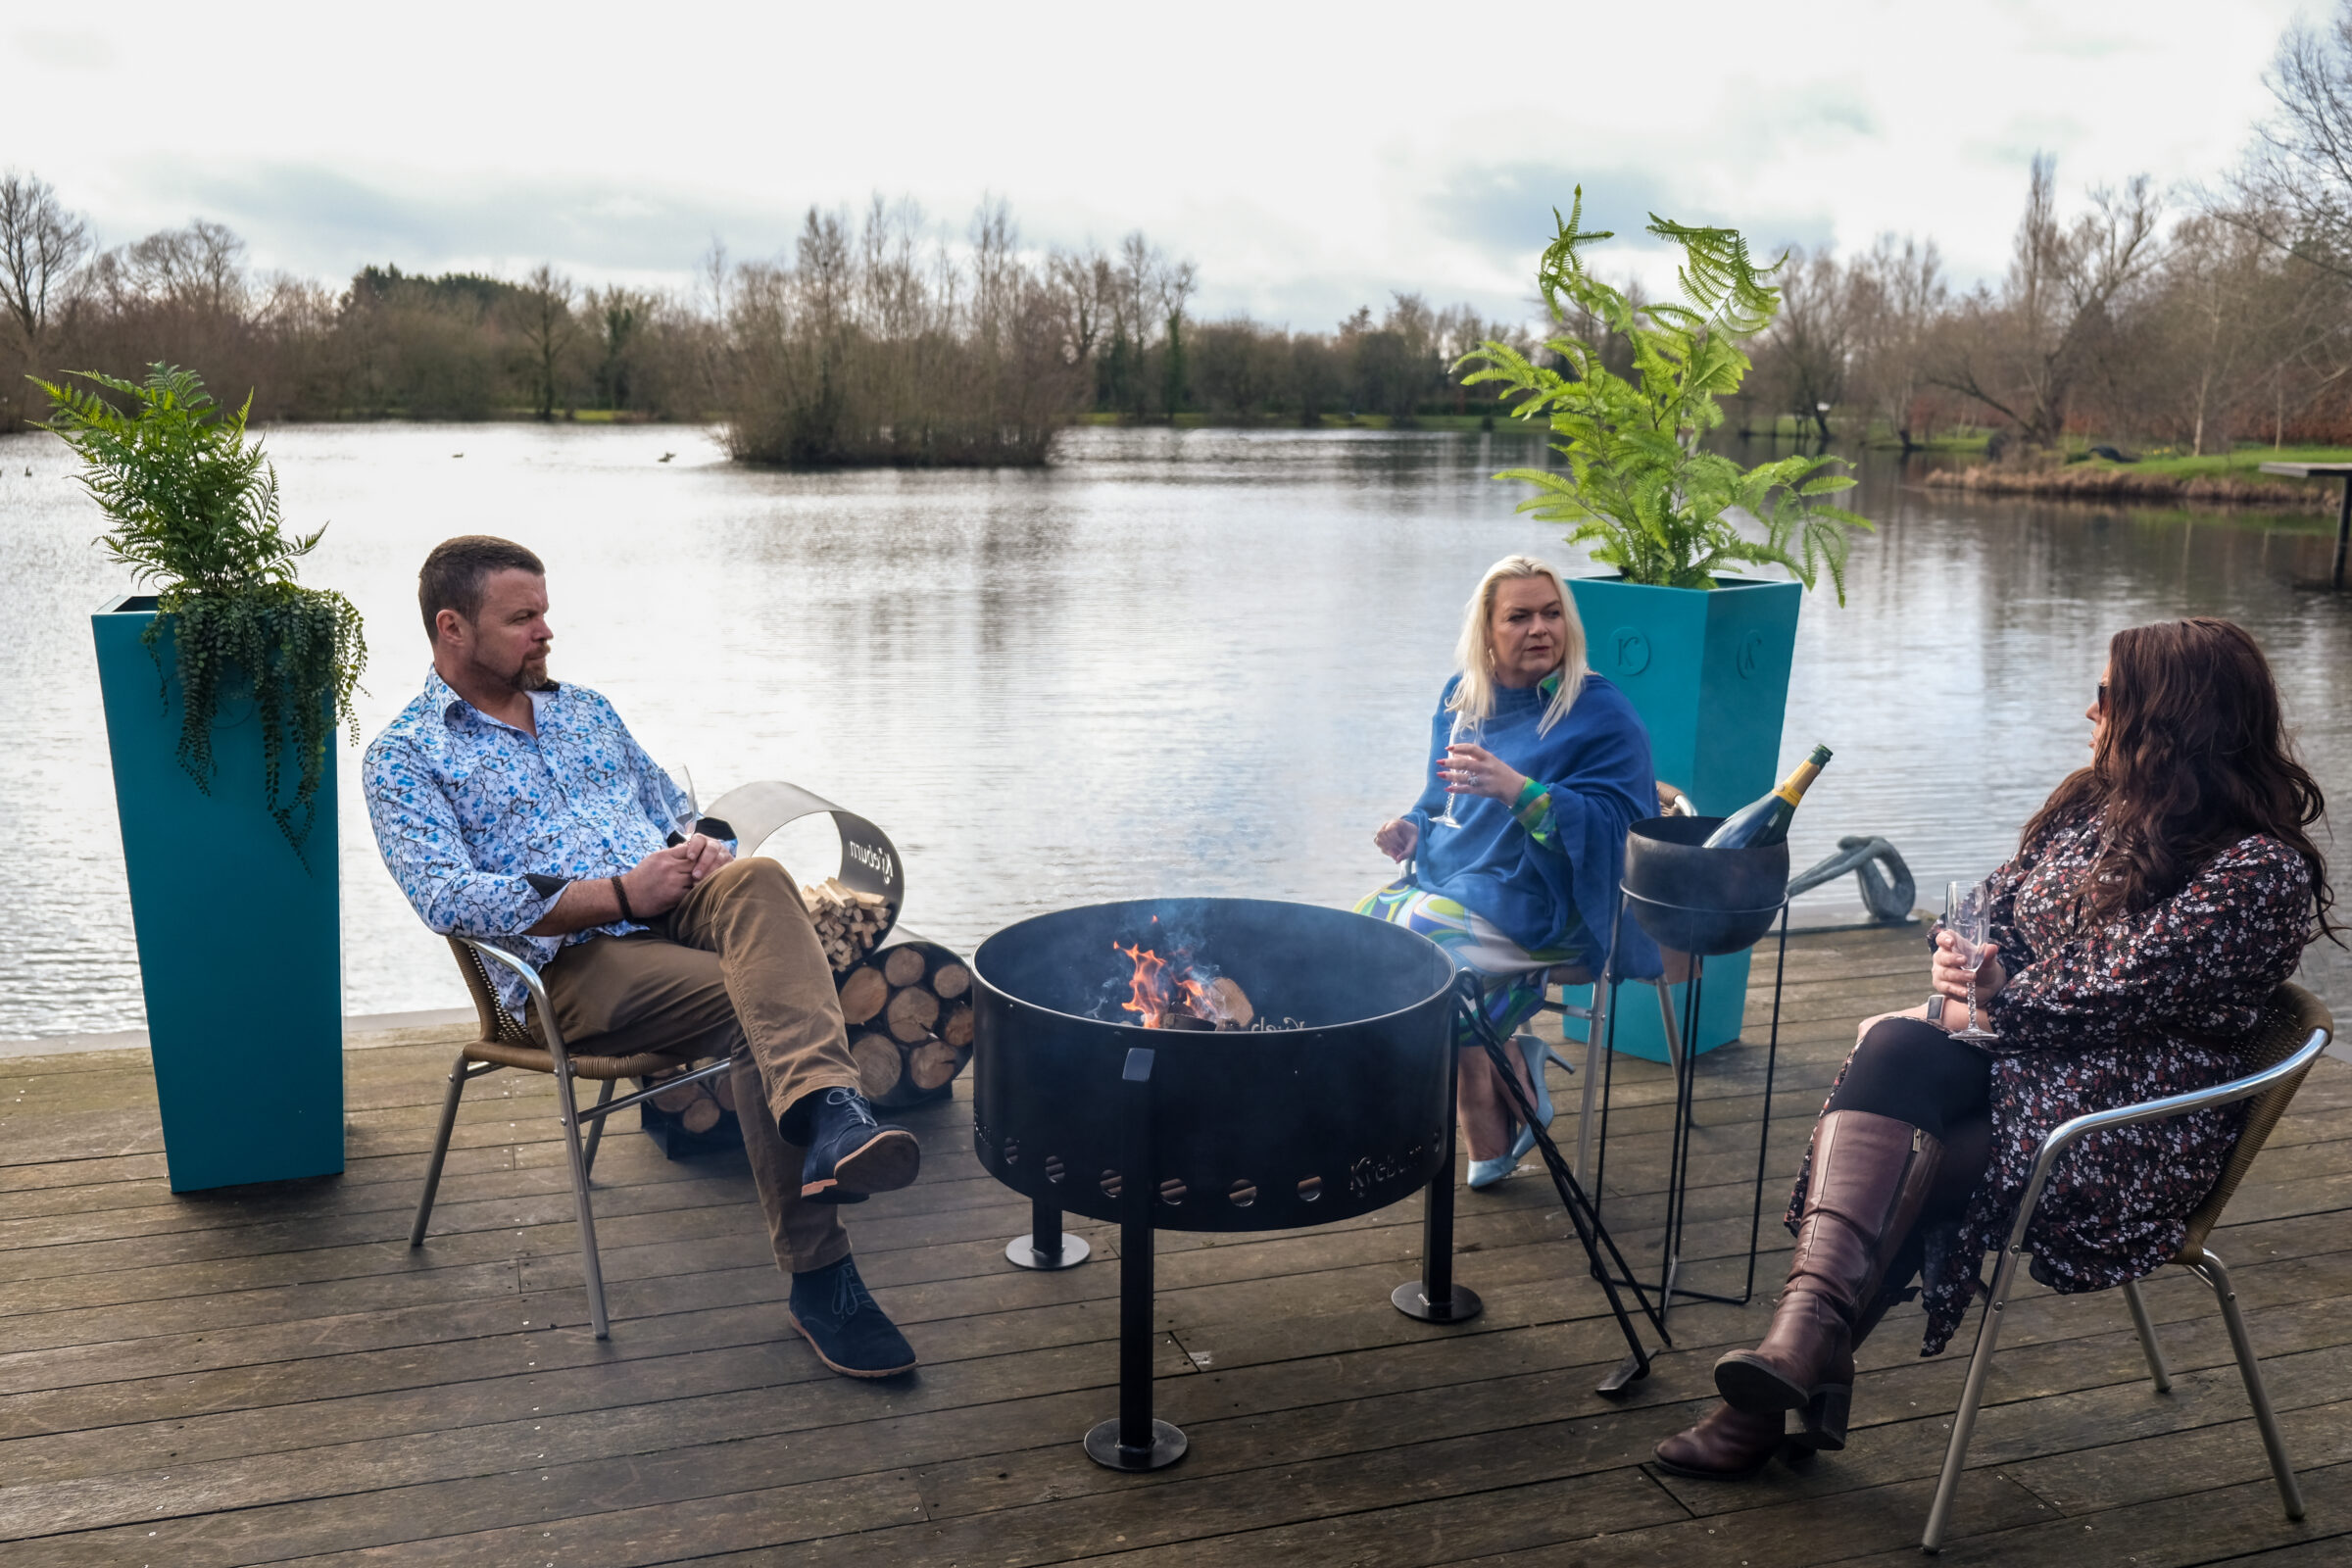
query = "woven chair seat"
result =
(444, 936, 715, 1080)
(461, 1038, 703, 1079)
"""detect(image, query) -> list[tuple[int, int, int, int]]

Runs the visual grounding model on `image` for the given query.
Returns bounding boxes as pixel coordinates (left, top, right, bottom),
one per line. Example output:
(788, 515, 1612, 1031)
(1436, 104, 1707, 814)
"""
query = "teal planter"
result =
(1561, 575, 1803, 1062)
(94, 595, 344, 1192)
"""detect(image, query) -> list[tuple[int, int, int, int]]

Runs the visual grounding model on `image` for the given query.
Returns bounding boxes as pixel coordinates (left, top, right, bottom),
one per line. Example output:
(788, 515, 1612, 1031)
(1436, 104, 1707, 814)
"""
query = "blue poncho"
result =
(1403, 670, 1662, 980)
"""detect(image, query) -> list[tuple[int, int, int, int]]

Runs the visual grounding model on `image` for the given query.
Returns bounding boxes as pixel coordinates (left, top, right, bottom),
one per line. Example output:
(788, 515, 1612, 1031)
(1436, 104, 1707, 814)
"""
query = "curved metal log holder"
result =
(703, 778, 906, 917)
(1585, 816, 1793, 1331)
(970, 898, 1665, 1472)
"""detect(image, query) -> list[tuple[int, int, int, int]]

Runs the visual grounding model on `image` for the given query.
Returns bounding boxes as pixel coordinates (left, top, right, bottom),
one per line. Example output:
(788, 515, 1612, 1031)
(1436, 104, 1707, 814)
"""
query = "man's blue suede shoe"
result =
(797, 1087, 920, 1203)
(788, 1255, 917, 1378)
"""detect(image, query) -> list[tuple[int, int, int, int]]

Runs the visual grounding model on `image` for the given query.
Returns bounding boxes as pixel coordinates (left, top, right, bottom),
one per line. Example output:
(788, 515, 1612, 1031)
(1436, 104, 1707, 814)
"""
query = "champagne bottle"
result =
(1701, 744, 1833, 849)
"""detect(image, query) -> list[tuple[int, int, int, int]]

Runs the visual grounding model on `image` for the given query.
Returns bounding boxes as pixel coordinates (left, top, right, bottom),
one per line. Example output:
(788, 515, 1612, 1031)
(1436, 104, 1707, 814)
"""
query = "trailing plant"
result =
(1457, 189, 1873, 602)
(35, 364, 366, 859)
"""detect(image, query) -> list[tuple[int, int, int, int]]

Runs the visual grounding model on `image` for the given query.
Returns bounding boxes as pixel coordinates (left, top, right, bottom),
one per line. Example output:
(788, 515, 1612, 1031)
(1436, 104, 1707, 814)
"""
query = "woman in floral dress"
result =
(1657, 617, 2337, 1481)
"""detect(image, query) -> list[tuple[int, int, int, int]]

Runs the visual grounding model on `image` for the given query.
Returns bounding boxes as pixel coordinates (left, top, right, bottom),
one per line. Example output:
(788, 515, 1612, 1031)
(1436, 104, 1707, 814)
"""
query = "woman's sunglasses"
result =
(2094, 681, 2109, 712)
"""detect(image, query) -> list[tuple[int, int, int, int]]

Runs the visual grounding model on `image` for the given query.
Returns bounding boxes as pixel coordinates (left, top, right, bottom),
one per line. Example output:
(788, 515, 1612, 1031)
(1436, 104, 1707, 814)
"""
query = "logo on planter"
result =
(1609, 628, 1651, 676)
(1737, 630, 1767, 679)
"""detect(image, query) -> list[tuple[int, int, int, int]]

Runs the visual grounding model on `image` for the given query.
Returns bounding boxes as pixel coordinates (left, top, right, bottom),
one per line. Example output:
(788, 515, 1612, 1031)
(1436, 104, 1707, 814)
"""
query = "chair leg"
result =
(1651, 978, 1683, 1069)
(554, 1062, 612, 1340)
(2121, 1278, 2171, 1394)
(1923, 1245, 2027, 1553)
(410, 1050, 474, 1249)
(581, 1077, 616, 1179)
(1573, 979, 1608, 1192)
(2187, 1245, 2304, 1521)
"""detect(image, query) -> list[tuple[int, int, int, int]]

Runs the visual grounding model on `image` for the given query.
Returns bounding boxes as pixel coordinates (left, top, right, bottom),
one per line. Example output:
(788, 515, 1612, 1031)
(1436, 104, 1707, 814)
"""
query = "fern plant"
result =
(1458, 190, 1872, 601)
(36, 365, 366, 860)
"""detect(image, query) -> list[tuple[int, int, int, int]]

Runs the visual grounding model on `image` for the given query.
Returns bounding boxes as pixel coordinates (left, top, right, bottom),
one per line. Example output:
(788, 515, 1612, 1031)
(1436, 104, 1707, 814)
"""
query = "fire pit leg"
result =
(1392, 1044, 1484, 1325)
(1084, 1047, 1186, 1472)
(1005, 1195, 1092, 1271)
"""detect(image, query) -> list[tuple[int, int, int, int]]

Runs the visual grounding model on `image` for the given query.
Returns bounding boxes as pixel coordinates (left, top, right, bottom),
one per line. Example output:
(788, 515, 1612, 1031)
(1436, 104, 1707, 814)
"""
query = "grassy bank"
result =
(1924, 444, 2352, 506)
(1075, 411, 1529, 432)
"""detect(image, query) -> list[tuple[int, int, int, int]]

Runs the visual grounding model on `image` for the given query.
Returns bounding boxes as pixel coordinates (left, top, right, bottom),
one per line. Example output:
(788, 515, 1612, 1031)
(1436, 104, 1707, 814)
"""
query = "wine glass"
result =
(1427, 712, 1481, 831)
(1942, 879, 2000, 1044)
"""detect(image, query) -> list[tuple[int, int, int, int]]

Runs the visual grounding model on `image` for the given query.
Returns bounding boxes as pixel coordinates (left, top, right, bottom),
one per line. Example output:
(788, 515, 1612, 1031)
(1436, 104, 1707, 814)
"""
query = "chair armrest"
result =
(1999, 1025, 2331, 1257)
(452, 937, 576, 1069)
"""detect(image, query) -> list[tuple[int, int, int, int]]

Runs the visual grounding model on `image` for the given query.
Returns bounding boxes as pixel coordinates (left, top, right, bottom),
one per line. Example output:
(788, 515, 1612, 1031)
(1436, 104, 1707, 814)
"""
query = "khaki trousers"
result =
(539, 856, 861, 1275)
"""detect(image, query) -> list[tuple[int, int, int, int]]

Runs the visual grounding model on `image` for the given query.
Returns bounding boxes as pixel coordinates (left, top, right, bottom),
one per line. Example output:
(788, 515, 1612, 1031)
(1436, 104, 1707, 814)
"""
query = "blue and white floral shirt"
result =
(364, 668, 695, 1017)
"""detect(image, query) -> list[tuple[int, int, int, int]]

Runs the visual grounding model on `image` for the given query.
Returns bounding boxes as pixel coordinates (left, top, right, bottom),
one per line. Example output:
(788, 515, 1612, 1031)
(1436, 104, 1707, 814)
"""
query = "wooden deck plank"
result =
(0, 926, 2339, 1567)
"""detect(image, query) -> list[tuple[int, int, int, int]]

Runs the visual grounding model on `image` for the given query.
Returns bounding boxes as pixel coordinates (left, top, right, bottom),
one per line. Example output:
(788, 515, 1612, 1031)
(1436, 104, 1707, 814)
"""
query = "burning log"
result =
(1113, 941, 1260, 1030)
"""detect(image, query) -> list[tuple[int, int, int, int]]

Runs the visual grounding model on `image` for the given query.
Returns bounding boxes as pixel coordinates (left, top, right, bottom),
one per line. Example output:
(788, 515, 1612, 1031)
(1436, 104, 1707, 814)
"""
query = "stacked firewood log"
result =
(838, 939, 974, 1106)
(803, 877, 893, 971)
(637, 935, 974, 1151)
(645, 1062, 739, 1136)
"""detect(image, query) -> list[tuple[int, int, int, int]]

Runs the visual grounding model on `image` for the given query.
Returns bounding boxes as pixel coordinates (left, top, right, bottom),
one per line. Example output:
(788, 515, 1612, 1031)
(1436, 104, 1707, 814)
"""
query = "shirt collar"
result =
(1538, 669, 1562, 701)
(423, 666, 561, 735)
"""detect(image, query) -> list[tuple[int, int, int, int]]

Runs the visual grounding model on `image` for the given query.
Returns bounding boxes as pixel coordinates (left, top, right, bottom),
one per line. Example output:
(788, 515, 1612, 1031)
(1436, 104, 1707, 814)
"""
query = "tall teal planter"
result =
(1561, 575, 1803, 1062)
(94, 595, 344, 1192)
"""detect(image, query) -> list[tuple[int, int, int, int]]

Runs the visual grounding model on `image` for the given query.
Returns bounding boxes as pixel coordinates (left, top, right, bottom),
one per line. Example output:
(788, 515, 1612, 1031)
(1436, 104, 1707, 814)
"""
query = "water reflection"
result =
(0, 422, 2343, 1038)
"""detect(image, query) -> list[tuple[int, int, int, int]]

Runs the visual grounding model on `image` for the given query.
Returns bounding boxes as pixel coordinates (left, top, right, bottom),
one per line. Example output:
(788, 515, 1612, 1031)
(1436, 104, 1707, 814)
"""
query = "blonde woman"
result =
(1362, 556, 1659, 1187)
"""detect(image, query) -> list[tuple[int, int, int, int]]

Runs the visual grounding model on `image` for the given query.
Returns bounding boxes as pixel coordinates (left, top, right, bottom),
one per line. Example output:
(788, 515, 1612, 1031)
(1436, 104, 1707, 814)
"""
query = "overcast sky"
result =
(4, 0, 2315, 329)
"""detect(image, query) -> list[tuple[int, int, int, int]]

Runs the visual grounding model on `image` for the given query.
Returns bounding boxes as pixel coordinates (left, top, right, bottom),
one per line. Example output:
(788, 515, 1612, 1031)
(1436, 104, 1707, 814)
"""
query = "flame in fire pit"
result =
(1112, 941, 1253, 1030)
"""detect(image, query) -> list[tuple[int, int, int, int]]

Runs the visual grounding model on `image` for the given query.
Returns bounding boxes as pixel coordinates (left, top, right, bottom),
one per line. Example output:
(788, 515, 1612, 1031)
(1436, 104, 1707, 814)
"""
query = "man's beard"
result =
(471, 649, 555, 695)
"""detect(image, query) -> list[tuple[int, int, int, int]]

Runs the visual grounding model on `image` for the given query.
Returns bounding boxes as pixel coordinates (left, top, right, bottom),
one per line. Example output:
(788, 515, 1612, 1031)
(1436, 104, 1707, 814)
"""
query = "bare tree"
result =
(1757, 248, 1854, 444)
(1932, 156, 2162, 452)
(1049, 242, 1111, 368)
(1850, 234, 1947, 449)
(107, 220, 249, 316)
(512, 264, 578, 419)
(0, 172, 91, 356)
(2224, 6, 2352, 278)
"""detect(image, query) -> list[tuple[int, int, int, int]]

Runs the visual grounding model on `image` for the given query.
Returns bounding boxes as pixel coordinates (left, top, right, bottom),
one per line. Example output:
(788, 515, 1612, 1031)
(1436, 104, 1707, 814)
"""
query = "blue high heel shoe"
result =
(1466, 1153, 1517, 1189)
(1506, 1030, 1563, 1163)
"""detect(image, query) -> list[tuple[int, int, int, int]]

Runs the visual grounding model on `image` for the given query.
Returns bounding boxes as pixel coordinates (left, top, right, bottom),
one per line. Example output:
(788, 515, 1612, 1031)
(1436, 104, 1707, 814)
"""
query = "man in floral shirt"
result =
(366, 536, 918, 1378)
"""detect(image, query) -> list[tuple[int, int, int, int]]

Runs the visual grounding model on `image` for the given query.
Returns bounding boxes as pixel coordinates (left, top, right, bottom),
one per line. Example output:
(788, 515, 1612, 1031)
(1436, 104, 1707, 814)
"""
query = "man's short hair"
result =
(418, 536, 545, 641)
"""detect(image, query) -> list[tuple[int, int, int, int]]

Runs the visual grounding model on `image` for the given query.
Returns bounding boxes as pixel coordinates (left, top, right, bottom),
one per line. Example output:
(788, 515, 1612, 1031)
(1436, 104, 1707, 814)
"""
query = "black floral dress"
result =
(1788, 810, 2314, 1355)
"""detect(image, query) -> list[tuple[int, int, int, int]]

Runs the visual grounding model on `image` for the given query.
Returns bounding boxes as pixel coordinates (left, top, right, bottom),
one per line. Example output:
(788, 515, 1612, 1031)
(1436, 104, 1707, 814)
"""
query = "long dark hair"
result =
(2020, 617, 2335, 941)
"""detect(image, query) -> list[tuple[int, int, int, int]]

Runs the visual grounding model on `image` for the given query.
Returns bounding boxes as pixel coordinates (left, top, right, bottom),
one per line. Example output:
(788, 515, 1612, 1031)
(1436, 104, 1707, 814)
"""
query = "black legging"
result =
(1822, 1015, 1997, 1237)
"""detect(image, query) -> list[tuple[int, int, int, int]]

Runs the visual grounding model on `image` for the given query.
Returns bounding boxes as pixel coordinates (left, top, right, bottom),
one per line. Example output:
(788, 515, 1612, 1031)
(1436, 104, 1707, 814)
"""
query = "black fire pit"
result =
(973, 897, 1471, 1471)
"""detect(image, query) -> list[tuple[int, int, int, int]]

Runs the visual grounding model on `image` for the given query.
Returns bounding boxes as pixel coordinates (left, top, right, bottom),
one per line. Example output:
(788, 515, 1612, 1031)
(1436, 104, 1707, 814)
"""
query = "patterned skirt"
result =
(1354, 879, 1572, 1047)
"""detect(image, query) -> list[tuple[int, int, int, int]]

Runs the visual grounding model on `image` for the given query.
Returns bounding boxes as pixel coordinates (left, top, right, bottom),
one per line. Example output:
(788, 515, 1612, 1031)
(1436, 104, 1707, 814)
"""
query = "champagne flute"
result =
(1942, 879, 2001, 1044)
(1427, 712, 1481, 831)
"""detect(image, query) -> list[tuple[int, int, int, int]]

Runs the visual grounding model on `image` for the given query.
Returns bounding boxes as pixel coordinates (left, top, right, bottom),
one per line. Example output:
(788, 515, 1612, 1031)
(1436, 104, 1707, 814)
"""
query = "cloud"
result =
(13, 28, 114, 70)
(1423, 163, 1837, 303)
(139, 162, 815, 284)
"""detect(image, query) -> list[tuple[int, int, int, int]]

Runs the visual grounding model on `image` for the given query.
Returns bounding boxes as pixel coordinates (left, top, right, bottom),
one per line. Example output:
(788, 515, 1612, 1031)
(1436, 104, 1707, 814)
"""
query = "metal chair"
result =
(409, 935, 734, 1339)
(1541, 956, 1690, 1192)
(1922, 982, 2334, 1552)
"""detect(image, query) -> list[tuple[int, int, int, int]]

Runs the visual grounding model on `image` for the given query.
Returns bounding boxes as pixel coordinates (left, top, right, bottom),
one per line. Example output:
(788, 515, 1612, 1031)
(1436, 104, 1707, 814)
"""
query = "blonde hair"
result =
(1447, 555, 1588, 735)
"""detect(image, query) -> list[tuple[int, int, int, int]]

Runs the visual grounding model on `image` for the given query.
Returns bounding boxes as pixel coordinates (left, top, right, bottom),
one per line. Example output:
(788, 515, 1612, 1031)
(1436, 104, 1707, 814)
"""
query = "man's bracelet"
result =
(611, 875, 636, 923)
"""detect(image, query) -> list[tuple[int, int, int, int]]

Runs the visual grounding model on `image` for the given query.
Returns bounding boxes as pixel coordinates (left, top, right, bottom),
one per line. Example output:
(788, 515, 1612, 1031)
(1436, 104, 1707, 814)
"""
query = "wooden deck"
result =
(3, 922, 2347, 1567)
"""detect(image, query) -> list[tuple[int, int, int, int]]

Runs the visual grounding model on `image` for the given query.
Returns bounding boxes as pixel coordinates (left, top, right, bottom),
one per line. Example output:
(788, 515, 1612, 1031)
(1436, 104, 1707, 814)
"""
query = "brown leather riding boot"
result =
(1713, 1110, 1941, 1449)
(1652, 1401, 1788, 1481)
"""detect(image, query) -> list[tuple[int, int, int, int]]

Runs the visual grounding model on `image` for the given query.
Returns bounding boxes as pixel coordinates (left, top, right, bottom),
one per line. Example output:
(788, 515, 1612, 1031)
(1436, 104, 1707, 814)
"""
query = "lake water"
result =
(2, 422, 2347, 1040)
